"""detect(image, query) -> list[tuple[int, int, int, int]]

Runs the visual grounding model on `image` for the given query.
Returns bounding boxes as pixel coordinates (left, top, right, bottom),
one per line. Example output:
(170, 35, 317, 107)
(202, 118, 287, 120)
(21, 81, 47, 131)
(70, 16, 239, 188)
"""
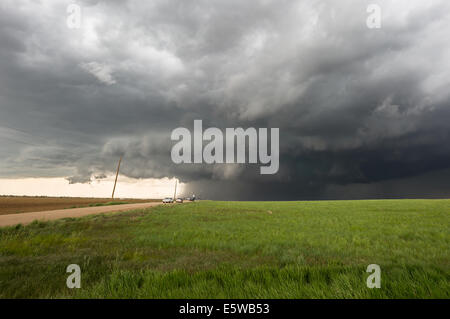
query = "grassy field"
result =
(0, 199, 449, 298)
(0, 196, 157, 215)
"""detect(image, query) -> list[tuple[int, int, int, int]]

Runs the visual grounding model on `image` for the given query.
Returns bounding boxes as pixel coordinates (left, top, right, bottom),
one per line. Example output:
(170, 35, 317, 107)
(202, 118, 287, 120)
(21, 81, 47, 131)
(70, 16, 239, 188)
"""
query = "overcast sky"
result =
(1, 0, 450, 200)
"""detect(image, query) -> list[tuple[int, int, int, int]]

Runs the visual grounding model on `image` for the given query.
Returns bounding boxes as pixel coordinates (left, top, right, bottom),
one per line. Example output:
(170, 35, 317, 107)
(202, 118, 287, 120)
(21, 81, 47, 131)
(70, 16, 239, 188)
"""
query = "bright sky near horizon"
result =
(0, 176, 184, 199)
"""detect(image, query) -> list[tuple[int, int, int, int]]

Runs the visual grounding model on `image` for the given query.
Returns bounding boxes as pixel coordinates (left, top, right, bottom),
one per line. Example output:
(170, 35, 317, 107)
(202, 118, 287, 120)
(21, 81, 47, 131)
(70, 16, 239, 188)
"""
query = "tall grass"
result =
(0, 200, 448, 298)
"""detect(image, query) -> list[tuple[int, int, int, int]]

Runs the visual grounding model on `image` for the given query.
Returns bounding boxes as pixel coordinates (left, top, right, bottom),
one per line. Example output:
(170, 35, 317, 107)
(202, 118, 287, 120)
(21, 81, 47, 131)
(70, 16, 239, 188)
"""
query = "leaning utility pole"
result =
(173, 179, 177, 200)
(111, 155, 122, 199)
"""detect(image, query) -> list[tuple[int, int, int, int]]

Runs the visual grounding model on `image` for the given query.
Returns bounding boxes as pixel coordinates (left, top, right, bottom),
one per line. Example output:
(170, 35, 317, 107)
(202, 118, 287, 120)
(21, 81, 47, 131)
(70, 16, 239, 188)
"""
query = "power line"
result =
(0, 133, 87, 159)
(0, 124, 90, 148)
(0, 135, 41, 147)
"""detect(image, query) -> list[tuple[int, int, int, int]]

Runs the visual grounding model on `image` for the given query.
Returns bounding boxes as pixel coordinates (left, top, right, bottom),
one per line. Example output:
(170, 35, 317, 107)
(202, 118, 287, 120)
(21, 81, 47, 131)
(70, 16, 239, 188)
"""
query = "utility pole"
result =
(173, 179, 177, 200)
(112, 155, 122, 199)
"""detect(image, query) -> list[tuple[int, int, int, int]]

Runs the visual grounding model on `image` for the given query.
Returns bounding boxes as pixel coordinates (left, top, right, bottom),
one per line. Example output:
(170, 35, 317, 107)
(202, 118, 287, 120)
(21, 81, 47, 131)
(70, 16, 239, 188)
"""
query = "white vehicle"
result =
(162, 197, 173, 203)
(176, 198, 183, 203)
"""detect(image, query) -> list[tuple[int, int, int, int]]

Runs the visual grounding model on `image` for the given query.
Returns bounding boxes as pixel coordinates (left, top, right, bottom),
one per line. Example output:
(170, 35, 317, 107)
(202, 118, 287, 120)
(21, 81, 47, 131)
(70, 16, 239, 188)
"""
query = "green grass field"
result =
(0, 200, 449, 298)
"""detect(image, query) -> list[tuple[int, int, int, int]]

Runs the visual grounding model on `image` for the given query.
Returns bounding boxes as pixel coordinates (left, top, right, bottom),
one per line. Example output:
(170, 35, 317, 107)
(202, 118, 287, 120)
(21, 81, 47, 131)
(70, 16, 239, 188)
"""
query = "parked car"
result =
(176, 198, 183, 203)
(162, 197, 173, 203)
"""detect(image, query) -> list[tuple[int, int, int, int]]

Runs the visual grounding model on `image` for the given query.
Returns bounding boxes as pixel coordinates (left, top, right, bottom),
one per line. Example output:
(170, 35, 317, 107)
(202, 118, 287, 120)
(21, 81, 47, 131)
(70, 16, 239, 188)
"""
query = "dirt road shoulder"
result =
(0, 202, 163, 227)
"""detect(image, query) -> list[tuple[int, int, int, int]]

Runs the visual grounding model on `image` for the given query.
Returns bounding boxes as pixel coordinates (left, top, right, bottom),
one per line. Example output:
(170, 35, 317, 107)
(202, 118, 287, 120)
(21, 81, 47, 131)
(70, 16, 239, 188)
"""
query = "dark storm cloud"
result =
(1, 0, 449, 199)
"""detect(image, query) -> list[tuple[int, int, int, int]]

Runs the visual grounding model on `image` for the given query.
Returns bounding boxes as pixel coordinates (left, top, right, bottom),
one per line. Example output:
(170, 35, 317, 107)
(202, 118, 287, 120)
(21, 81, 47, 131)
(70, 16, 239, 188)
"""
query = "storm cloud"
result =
(1, 0, 450, 199)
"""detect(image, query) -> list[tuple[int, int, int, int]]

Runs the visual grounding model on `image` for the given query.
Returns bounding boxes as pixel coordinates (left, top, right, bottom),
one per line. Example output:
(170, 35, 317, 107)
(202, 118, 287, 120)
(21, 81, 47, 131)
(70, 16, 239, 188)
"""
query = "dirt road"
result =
(0, 196, 158, 215)
(0, 202, 163, 227)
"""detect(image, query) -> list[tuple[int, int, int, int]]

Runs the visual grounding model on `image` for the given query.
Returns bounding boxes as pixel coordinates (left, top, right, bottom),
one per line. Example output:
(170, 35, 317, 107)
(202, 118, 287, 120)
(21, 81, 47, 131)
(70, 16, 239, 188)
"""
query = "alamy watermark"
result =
(66, 4, 82, 29)
(66, 264, 81, 288)
(67, 3, 381, 31)
(366, 264, 381, 288)
(171, 120, 279, 174)
(366, 4, 382, 29)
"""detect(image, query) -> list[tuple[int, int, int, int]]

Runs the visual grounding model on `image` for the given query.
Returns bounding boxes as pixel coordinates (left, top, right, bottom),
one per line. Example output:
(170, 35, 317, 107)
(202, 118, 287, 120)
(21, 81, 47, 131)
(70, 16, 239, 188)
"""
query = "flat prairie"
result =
(0, 199, 448, 298)
(0, 196, 157, 215)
